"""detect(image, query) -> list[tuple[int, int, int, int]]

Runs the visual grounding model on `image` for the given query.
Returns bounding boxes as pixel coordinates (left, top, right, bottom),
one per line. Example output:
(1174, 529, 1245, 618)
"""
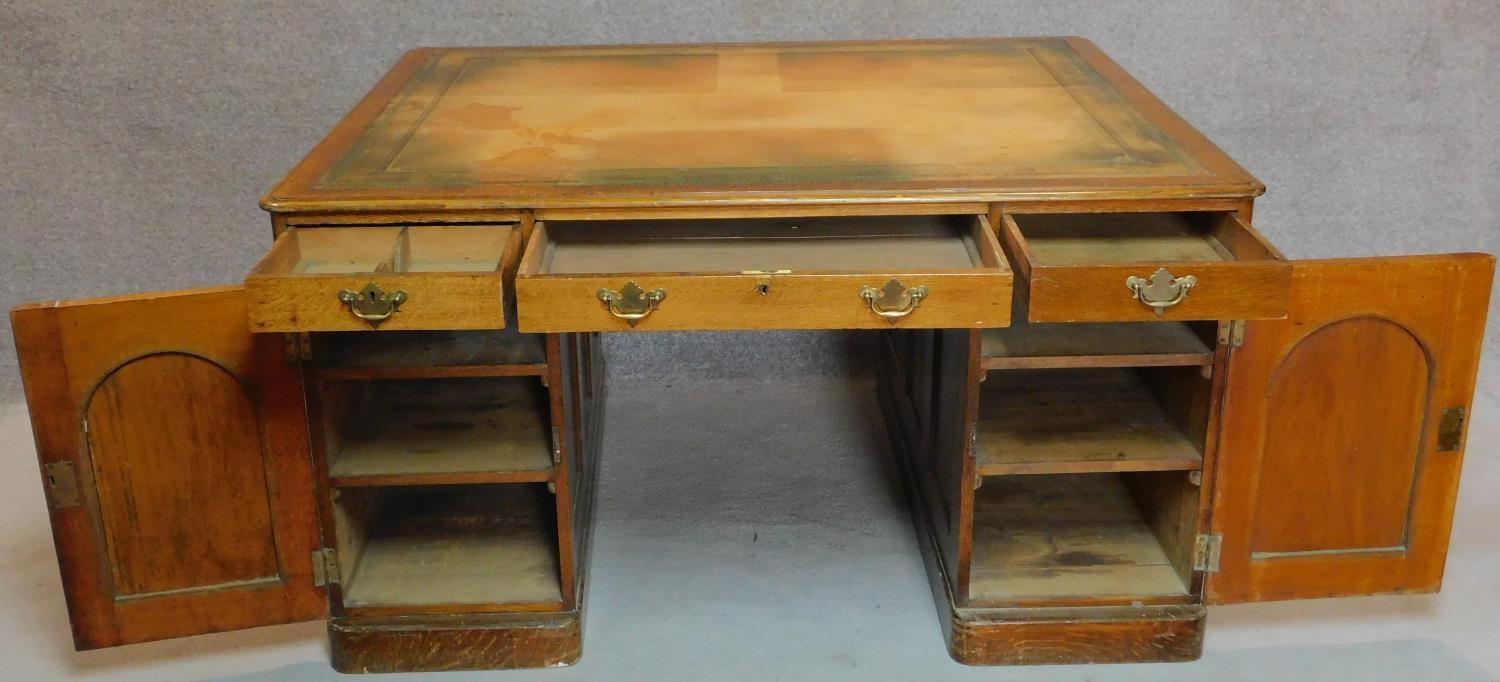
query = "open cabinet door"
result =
(11, 286, 325, 649)
(1208, 254, 1495, 603)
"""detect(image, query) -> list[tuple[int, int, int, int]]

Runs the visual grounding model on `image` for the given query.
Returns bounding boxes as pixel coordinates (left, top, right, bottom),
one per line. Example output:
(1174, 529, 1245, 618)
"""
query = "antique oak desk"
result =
(11, 38, 1494, 673)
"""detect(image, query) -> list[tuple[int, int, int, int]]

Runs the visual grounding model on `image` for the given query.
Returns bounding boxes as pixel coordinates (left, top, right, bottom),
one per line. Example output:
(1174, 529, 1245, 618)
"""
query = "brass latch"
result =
(1194, 533, 1223, 573)
(43, 461, 81, 509)
(1438, 407, 1467, 452)
(311, 548, 339, 587)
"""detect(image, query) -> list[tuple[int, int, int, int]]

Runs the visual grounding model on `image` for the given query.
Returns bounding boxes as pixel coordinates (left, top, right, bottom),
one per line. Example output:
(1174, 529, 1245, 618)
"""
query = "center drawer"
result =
(515, 215, 1013, 332)
(998, 211, 1291, 323)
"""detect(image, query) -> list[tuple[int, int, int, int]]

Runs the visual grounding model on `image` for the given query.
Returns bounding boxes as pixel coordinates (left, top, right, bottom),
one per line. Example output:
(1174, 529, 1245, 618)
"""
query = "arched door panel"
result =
(12, 286, 324, 648)
(1208, 255, 1494, 603)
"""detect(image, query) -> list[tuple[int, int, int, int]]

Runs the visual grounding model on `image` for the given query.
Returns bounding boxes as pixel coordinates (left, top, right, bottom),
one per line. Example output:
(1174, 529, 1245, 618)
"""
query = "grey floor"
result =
(1, 358, 1496, 681)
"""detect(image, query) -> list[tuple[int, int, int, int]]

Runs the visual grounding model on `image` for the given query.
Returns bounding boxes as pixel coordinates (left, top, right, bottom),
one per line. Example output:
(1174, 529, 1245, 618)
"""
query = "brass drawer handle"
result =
(859, 279, 929, 322)
(337, 283, 407, 328)
(1126, 268, 1197, 315)
(598, 282, 666, 327)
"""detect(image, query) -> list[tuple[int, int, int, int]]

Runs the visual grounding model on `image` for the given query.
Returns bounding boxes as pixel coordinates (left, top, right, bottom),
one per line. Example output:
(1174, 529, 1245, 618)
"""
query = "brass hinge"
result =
(971, 429, 984, 490)
(43, 461, 82, 509)
(1194, 533, 1223, 573)
(1217, 320, 1247, 348)
(283, 333, 311, 362)
(1437, 407, 1467, 452)
(311, 548, 339, 587)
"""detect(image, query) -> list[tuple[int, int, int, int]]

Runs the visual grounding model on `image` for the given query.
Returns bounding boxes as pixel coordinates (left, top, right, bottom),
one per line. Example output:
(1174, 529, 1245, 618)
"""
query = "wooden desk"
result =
(10, 38, 1494, 673)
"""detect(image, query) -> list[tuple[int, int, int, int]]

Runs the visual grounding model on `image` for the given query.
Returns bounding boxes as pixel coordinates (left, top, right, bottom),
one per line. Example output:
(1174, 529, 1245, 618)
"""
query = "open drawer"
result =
(246, 225, 522, 332)
(998, 212, 1291, 323)
(514, 215, 1013, 332)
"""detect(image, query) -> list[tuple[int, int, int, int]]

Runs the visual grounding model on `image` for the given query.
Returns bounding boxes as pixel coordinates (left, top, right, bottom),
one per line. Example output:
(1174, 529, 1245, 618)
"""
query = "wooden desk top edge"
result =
(262, 37, 1263, 215)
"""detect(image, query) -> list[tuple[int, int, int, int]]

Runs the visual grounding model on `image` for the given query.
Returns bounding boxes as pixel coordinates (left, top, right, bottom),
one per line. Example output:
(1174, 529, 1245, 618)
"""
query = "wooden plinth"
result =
(329, 610, 581, 673)
(945, 603, 1204, 665)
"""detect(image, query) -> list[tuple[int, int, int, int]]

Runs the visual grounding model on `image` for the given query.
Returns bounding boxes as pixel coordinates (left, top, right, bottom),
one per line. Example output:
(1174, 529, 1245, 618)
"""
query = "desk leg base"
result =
(328, 611, 582, 673)
(944, 604, 1205, 665)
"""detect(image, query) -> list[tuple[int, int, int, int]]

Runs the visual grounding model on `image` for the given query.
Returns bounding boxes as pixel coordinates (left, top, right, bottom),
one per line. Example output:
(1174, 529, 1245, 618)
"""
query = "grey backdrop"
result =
(2, 0, 1497, 399)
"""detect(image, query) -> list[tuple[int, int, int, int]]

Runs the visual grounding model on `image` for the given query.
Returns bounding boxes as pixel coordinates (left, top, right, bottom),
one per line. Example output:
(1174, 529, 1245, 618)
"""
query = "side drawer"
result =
(515, 215, 1013, 332)
(245, 225, 522, 332)
(997, 211, 1291, 323)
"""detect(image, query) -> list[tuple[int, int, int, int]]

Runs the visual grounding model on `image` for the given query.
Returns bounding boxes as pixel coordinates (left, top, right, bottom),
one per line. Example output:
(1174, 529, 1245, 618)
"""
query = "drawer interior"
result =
(535, 215, 990, 275)
(258, 226, 513, 276)
(1008, 211, 1281, 266)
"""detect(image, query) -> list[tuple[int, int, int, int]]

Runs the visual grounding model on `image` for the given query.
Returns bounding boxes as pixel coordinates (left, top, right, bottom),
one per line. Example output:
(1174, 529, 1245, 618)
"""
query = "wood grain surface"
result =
(246, 226, 519, 332)
(998, 211, 1291, 322)
(1209, 254, 1495, 603)
(329, 611, 581, 673)
(263, 38, 1262, 214)
(9, 286, 324, 649)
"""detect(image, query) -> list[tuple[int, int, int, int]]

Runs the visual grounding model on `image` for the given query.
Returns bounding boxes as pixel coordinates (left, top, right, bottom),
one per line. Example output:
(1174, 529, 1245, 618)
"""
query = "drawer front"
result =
(244, 225, 519, 332)
(247, 273, 507, 332)
(518, 272, 1012, 332)
(515, 215, 1013, 332)
(1000, 212, 1292, 323)
(1026, 261, 1291, 323)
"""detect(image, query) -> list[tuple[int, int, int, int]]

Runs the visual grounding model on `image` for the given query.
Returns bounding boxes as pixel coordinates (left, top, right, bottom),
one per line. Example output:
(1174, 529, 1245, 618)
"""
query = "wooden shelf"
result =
(976, 368, 1202, 476)
(969, 473, 1188, 603)
(340, 484, 563, 612)
(315, 329, 547, 380)
(981, 322, 1212, 371)
(329, 377, 553, 487)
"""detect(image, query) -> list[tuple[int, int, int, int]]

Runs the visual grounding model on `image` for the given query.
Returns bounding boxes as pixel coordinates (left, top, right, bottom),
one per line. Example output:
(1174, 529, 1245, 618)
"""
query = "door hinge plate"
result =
(284, 333, 311, 362)
(1437, 407, 1467, 452)
(1217, 320, 1247, 348)
(311, 548, 339, 586)
(43, 461, 82, 509)
(1194, 533, 1223, 573)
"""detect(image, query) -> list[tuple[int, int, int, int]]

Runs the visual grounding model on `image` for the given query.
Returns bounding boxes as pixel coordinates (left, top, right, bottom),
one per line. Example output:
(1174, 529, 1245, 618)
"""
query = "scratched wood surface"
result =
(264, 38, 1261, 212)
(948, 605, 1205, 665)
(329, 611, 580, 673)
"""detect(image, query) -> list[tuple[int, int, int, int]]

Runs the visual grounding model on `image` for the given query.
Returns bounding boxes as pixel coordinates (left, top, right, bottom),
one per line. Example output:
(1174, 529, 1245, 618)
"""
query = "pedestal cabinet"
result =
(10, 38, 1494, 672)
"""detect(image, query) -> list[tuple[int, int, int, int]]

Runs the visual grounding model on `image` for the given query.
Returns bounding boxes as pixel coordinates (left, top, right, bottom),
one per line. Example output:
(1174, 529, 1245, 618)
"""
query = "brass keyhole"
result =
(756, 283, 770, 296)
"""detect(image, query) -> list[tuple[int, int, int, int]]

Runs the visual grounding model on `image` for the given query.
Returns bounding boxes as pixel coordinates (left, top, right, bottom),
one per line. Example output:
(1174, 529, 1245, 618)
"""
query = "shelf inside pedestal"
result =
(969, 473, 1189, 604)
